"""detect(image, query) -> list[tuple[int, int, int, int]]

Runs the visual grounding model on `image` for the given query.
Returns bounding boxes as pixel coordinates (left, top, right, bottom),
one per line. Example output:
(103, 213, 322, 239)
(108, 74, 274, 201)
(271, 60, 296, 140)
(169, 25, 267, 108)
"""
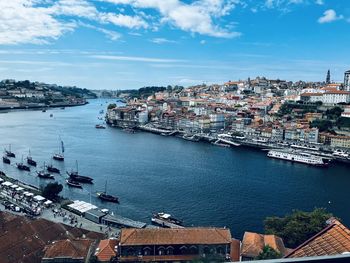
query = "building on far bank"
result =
(117, 227, 239, 262)
(344, 70, 350, 91)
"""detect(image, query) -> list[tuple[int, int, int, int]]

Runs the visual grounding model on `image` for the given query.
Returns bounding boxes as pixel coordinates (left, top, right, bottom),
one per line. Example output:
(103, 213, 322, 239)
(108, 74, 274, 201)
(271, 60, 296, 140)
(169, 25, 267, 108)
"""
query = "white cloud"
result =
(49, 0, 98, 19)
(315, 0, 324, 5)
(150, 38, 176, 44)
(99, 13, 148, 29)
(0, 0, 75, 45)
(90, 55, 186, 63)
(103, 0, 241, 38)
(318, 9, 343, 24)
(78, 22, 121, 40)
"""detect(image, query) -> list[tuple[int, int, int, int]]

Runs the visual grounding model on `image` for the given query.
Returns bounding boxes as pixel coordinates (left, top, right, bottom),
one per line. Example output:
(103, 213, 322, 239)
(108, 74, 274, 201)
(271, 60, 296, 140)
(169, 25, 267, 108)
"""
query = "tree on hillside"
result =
(42, 182, 63, 201)
(264, 208, 333, 248)
(255, 245, 282, 260)
(310, 119, 332, 132)
(107, 103, 116, 110)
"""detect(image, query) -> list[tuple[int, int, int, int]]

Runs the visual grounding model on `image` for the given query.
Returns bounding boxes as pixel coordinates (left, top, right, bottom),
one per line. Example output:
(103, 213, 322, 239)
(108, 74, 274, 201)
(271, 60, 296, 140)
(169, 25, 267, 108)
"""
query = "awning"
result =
(2, 181, 13, 187)
(33, 195, 46, 201)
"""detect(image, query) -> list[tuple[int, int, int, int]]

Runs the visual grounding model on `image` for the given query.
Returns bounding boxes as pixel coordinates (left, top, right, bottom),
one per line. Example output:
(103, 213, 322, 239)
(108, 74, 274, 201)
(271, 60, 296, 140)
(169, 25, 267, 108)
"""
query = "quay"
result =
(0, 170, 149, 237)
(107, 120, 350, 166)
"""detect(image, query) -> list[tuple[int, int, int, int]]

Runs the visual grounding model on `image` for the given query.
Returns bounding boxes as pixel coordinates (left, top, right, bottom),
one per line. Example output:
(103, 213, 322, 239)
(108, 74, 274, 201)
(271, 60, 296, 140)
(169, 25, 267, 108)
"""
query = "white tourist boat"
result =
(151, 212, 184, 228)
(267, 149, 329, 167)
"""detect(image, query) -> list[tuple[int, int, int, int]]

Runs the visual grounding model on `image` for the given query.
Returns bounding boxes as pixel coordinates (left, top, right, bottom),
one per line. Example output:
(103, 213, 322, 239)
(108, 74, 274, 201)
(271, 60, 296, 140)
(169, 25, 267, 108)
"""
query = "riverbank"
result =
(0, 101, 88, 112)
(107, 122, 350, 166)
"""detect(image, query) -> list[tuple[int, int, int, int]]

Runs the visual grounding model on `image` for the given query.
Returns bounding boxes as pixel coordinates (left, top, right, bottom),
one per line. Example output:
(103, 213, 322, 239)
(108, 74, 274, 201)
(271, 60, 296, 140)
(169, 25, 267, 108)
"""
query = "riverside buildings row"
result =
(107, 70, 350, 150)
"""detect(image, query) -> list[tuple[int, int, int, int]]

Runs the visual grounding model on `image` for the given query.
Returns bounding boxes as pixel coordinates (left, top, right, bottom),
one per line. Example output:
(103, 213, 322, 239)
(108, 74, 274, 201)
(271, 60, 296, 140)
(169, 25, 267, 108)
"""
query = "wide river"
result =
(0, 99, 349, 238)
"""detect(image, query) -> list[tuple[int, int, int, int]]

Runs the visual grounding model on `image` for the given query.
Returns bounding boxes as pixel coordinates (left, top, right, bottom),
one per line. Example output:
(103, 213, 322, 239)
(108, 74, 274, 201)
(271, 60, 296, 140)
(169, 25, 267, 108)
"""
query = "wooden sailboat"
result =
(97, 181, 119, 203)
(53, 138, 64, 161)
(27, 150, 37, 166)
(5, 144, 15, 158)
(66, 161, 93, 184)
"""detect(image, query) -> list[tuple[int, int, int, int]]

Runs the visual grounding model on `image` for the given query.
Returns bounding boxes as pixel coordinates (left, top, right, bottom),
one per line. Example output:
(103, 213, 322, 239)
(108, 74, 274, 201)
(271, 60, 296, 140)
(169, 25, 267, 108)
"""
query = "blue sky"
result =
(0, 0, 349, 90)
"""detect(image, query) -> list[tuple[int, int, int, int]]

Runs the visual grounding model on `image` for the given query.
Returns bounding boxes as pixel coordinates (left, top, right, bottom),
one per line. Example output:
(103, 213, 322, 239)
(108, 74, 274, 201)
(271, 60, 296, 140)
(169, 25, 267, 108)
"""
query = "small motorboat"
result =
(95, 124, 106, 129)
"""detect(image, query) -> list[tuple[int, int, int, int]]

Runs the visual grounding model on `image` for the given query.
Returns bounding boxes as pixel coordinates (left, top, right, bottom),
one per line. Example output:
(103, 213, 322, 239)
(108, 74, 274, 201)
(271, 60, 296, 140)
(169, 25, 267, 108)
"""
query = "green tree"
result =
(255, 245, 282, 260)
(264, 208, 333, 248)
(41, 182, 63, 201)
(310, 119, 332, 132)
(107, 103, 116, 110)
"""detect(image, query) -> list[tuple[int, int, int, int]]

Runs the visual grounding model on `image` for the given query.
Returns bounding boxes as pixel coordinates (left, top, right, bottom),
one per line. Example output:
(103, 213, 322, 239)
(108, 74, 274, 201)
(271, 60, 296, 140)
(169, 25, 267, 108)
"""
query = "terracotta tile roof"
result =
(230, 238, 241, 262)
(325, 90, 350, 94)
(241, 232, 287, 258)
(285, 219, 350, 258)
(0, 211, 104, 263)
(43, 239, 93, 259)
(96, 239, 118, 262)
(120, 228, 232, 246)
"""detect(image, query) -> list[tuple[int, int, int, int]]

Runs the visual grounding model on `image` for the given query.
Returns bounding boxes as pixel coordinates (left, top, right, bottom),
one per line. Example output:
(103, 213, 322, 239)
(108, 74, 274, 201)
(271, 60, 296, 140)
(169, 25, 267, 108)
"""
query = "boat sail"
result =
(53, 138, 64, 161)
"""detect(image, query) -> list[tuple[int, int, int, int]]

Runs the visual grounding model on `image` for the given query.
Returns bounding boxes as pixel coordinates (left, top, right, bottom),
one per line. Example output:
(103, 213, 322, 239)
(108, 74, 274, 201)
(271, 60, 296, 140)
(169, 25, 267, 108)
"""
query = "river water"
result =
(0, 99, 349, 238)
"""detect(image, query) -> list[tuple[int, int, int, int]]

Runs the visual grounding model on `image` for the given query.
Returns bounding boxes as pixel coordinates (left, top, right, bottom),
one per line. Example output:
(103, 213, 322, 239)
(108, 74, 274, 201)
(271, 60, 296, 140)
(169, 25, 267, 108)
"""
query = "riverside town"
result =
(1, 1, 350, 263)
(106, 70, 350, 167)
(0, 70, 350, 263)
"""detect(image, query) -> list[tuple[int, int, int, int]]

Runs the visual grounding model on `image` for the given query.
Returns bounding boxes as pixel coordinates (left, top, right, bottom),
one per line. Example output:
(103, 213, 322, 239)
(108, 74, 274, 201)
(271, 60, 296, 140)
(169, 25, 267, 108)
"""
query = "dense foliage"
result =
(264, 208, 333, 248)
(107, 103, 117, 109)
(310, 119, 333, 132)
(255, 245, 282, 260)
(41, 182, 63, 201)
(0, 79, 97, 99)
(118, 85, 184, 99)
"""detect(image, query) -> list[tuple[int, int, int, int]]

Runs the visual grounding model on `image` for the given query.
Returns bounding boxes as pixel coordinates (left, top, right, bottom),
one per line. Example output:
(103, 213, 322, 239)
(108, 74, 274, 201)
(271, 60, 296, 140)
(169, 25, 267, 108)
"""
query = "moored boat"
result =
(47, 164, 60, 173)
(95, 124, 106, 129)
(5, 145, 15, 158)
(52, 138, 64, 161)
(2, 156, 11, 164)
(27, 150, 37, 166)
(97, 181, 118, 203)
(97, 192, 119, 203)
(17, 163, 30, 171)
(37, 171, 54, 179)
(151, 212, 184, 228)
(66, 179, 82, 188)
(267, 149, 329, 167)
(67, 161, 93, 184)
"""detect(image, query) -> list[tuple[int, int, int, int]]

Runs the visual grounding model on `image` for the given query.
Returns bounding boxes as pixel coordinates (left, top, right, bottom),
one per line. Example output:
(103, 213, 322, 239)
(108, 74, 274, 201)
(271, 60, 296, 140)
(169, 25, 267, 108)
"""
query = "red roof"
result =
(96, 239, 118, 262)
(285, 219, 350, 258)
(43, 239, 93, 259)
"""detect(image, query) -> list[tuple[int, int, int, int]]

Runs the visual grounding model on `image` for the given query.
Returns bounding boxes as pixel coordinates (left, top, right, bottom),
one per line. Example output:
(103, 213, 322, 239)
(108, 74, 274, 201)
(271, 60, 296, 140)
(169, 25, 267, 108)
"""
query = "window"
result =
(189, 245, 198, 255)
(216, 246, 224, 254)
(143, 247, 151, 256)
(166, 246, 174, 255)
(158, 246, 165, 255)
(180, 246, 188, 254)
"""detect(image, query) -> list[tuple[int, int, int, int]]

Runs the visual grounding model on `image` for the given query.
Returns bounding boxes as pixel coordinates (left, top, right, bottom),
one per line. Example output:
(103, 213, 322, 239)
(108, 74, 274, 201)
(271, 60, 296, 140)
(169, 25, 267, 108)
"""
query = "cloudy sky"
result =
(0, 0, 349, 89)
